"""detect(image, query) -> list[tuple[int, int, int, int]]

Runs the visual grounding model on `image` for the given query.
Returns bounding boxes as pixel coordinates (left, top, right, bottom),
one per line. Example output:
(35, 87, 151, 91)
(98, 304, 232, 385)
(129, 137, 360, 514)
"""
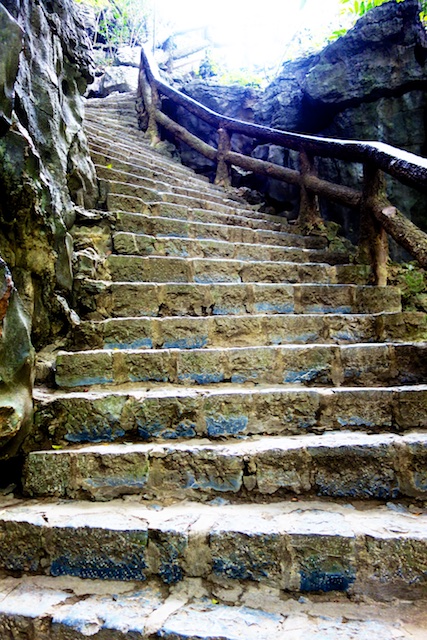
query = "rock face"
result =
(0, 0, 98, 456)
(166, 80, 262, 178)
(260, 0, 427, 230)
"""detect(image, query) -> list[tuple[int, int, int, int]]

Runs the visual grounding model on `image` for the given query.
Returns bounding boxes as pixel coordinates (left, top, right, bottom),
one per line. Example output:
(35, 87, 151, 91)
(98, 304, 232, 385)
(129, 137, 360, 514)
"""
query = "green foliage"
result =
(329, 0, 425, 42)
(389, 262, 427, 311)
(76, 0, 152, 51)
(339, 0, 404, 18)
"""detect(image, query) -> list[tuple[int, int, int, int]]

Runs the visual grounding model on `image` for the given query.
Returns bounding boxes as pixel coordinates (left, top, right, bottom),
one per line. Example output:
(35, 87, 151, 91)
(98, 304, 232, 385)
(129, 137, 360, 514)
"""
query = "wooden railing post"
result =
(298, 149, 322, 229)
(137, 62, 160, 146)
(359, 163, 389, 286)
(214, 128, 231, 188)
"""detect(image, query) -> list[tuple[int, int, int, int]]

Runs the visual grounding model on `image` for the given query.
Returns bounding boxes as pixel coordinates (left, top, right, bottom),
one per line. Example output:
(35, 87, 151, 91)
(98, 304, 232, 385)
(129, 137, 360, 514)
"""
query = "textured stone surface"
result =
(22, 432, 427, 502)
(54, 342, 427, 389)
(0, 574, 425, 639)
(0, 3, 22, 134)
(33, 383, 427, 448)
(0, 0, 98, 356)
(1, 498, 427, 599)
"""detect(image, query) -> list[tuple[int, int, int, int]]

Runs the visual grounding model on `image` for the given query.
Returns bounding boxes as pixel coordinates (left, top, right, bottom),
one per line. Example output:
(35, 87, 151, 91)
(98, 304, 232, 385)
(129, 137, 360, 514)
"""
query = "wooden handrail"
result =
(137, 45, 427, 279)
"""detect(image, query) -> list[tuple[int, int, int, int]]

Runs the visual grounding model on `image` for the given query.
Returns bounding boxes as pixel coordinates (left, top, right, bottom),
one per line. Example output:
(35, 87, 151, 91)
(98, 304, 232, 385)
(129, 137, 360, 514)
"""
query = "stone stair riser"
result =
(112, 232, 347, 264)
(23, 432, 427, 502)
(73, 312, 427, 351)
(54, 343, 427, 389)
(94, 164, 248, 209)
(107, 195, 290, 233)
(114, 212, 326, 248)
(105, 255, 369, 285)
(90, 149, 213, 193)
(88, 140, 210, 185)
(1, 499, 427, 597)
(34, 386, 427, 446)
(77, 282, 402, 319)
(106, 181, 286, 224)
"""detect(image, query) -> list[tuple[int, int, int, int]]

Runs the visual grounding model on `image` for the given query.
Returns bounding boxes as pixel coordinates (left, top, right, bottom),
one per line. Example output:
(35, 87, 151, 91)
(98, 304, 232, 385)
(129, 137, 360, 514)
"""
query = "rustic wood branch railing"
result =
(137, 46, 427, 284)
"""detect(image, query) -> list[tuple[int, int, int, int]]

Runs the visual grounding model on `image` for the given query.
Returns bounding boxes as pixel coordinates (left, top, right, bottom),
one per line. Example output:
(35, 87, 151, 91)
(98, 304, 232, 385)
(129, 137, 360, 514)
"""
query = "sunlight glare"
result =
(154, 0, 342, 70)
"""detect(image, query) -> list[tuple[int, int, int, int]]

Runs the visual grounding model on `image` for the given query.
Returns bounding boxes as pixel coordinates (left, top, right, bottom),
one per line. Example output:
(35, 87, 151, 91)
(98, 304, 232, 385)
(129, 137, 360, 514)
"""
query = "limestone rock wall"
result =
(0, 0, 98, 458)
(258, 0, 427, 233)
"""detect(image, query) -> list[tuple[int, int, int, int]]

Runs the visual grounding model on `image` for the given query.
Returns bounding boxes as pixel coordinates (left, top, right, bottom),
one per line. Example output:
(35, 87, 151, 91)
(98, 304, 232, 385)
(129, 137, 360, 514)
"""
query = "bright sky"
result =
(154, 0, 345, 70)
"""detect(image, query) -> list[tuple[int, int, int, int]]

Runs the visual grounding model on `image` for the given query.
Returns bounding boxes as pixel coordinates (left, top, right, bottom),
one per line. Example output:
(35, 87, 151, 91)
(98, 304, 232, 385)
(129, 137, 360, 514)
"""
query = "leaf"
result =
(52, 444, 63, 450)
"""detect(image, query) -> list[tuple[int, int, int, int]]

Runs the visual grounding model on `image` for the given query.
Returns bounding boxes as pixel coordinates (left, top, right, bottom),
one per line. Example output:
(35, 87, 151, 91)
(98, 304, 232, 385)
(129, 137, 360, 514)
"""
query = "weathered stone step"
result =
(90, 145, 214, 194)
(85, 114, 140, 135)
(89, 149, 219, 193)
(77, 281, 401, 320)
(88, 135, 208, 183)
(108, 195, 290, 234)
(1, 575, 425, 639)
(114, 211, 326, 249)
(94, 163, 246, 208)
(105, 255, 368, 285)
(107, 180, 285, 225)
(73, 312, 427, 352)
(23, 431, 427, 502)
(33, 383, 427, 446)
(54, 342, 427, 388)
(85, 110, 138, 125)
(113, 231, 347, 264)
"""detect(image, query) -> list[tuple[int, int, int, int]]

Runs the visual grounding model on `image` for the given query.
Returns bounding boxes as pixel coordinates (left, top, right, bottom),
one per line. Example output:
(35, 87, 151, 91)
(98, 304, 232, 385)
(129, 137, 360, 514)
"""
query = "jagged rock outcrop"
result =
(0, 0, 98, 456)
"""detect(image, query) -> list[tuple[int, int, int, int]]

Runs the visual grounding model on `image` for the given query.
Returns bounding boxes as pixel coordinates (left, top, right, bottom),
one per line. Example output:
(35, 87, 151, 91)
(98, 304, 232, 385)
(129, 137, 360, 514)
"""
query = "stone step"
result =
(3, 498, 427, 605)
(107, 195, 290, 234)
(113, 231, 347, 263)
(33, 383, 427, 446)
(22, 431, 427, 502)
(96, 164, 249, 210)
(76, 281, 402, 320)
(54, 342, 427, 389)
(107, 180, 285, 224)
(86, 92, 137, 107)
(86, 114, 140, 134)
(90, 145, 214, 193)
(0, 575, 425, 639)
(105, 255, 368, 285)
(73, 312, 427, 351)
(114, 211, 326, 249)
(88, 135, 209, 183)
(89, 148, 218, 192)
(85, 110, 138, 125)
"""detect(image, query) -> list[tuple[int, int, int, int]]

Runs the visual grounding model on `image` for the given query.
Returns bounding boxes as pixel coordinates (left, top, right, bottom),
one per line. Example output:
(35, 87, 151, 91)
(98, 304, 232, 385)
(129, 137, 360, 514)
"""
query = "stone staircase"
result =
(1, 92, 427, 638)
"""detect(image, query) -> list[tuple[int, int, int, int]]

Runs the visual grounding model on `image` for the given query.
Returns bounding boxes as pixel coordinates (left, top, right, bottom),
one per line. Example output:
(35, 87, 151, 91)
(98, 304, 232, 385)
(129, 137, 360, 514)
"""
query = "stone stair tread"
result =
(104, 254, 369, 285)
(94, 163, 248, 206)
(73, 311, 427, 350)
(33, 382, 427, 442)
(90, 148, 212, 189)
(107, 182, 284, 223)
(0, 574, 426, 638)
(20, 429, 427, 500)
(112, 231, 345, 262)
(108, 197, 291, 233)
(53, 341, 427, 389)
(87, 135, 210, 180)
(113, 211, 326, 248)
(89, 148, 217, 189)
(77, 280, 402, 318)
